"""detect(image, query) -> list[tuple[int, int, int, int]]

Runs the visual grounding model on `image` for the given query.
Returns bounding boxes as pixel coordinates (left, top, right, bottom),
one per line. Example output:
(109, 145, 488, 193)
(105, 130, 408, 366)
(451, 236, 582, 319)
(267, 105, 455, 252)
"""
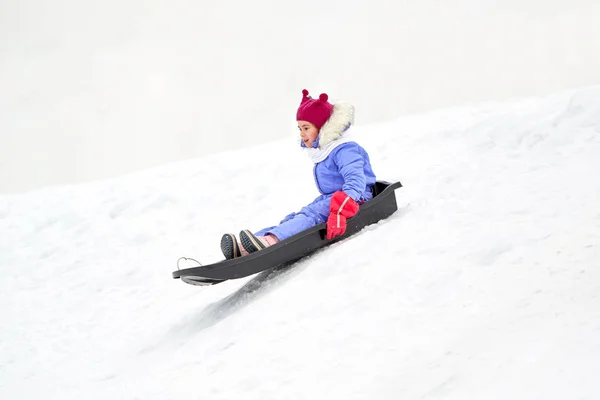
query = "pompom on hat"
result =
(296, 89, 334, 129)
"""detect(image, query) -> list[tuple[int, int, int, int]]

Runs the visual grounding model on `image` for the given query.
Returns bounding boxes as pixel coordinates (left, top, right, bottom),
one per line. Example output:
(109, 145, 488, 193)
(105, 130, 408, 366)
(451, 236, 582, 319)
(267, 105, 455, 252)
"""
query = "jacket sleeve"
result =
(332, 143, 366, 201)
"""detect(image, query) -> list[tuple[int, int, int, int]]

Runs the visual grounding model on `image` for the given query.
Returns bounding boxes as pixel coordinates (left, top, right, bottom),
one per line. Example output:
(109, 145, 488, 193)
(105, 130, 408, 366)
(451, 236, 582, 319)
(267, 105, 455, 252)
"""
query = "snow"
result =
(2, 85, 600, 399)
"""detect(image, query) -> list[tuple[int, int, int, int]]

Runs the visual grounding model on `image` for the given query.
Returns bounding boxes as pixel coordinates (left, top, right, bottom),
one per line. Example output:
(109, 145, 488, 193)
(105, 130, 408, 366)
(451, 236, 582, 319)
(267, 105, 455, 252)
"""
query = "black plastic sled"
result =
(172, 180, 402, 286)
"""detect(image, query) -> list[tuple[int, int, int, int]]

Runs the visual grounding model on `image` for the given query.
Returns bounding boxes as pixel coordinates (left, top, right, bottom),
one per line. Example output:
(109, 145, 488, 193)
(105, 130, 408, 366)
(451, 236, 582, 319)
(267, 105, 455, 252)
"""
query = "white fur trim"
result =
(317, 102, 355, 148)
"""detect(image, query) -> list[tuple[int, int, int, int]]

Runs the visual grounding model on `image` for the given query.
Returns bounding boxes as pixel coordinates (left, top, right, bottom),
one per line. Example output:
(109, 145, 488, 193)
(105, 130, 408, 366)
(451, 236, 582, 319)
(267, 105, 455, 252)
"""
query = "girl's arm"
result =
(332, 143, 367, 201)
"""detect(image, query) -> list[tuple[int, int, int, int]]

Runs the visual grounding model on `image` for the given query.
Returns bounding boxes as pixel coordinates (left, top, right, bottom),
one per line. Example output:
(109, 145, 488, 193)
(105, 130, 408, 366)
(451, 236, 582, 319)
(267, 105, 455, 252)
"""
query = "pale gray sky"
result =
(1, 0, 600, 193)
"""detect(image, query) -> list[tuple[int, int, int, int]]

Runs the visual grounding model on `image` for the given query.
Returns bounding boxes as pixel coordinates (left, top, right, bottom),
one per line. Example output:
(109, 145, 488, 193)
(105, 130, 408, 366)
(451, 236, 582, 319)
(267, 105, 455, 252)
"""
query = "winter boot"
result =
(220, 233, 242, 260)
(239, 229, 279, 255)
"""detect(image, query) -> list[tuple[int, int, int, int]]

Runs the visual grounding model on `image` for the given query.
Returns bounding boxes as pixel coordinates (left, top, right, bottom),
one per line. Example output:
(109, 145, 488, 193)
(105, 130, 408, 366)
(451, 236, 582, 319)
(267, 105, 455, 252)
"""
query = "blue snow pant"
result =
(254, 189, 373, 241)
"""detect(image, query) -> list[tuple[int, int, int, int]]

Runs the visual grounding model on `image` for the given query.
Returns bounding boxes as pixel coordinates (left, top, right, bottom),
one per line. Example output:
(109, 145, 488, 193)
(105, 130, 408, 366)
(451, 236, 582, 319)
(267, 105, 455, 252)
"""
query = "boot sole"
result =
(220, 233, 241, 259)
(239, 230, 267, 254)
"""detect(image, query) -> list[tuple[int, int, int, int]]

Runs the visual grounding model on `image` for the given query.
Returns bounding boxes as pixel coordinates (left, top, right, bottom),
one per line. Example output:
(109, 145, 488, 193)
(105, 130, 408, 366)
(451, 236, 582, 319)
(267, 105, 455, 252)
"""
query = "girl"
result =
(220, 89, 377, 259)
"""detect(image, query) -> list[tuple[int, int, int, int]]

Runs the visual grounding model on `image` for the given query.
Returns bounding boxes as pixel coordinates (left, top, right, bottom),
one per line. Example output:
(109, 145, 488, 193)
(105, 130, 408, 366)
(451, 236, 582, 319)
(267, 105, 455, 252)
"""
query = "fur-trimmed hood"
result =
(300, 102, 355, 149)
(317, 102, 355, 148)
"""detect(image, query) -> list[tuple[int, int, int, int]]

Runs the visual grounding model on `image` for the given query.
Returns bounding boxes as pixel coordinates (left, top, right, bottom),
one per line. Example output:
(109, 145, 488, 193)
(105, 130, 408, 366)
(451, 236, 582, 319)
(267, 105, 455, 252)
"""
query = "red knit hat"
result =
(296, 89, 334, 129)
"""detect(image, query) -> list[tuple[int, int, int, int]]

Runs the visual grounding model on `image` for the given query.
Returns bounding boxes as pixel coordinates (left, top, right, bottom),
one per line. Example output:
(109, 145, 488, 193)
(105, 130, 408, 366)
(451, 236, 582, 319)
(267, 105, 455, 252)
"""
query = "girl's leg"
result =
(263, 196, 331, 241)
(267, 213, 320, 241)
(241, 195, 331, 255)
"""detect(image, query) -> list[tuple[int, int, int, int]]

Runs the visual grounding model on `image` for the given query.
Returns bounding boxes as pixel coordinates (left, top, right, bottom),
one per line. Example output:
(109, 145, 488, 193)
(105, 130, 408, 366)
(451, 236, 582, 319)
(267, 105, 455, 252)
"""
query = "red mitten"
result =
(326, 191, 360, 239)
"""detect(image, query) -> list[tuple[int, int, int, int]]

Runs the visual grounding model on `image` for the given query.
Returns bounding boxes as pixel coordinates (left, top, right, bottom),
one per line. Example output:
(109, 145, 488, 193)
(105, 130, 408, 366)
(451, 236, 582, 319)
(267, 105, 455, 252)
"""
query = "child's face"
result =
(298, 120, 319, 148)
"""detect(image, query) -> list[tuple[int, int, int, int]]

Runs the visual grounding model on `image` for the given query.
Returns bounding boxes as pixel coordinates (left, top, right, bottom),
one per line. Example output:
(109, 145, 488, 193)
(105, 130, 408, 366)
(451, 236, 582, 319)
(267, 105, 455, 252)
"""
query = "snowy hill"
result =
(1, 86, 600, 399)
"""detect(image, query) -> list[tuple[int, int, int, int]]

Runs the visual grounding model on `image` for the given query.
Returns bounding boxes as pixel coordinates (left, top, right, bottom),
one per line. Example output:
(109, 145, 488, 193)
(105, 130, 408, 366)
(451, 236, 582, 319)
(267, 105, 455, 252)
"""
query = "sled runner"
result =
(172, 180, 402, 286)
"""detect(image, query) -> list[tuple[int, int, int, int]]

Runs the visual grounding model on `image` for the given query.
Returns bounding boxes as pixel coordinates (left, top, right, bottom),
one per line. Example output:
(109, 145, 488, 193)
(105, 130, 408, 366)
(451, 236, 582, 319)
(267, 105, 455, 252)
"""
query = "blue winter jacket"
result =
(312, 141, 376, 202)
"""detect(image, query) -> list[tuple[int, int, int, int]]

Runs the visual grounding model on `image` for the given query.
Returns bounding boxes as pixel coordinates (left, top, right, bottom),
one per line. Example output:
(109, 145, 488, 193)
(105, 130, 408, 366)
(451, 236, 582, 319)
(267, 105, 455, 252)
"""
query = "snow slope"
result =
(1, 86, 600, 399)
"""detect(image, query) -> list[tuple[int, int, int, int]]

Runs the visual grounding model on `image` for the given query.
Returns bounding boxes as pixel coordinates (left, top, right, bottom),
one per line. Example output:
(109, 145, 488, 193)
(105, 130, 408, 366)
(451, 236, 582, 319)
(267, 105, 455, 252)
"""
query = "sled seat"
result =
(370, 180, 389, 197)
(173, 180, 403, 286)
